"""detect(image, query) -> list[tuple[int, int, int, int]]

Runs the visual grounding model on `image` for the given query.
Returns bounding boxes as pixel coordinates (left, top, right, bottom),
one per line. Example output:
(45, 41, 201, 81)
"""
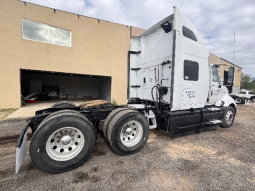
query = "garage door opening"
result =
(20, 69, 111, 106)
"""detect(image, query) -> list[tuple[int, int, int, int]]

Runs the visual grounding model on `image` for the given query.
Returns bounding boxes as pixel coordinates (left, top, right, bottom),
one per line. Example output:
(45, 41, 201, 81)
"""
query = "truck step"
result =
(206, 108, 221, 111)
(209, 120, 222, 124)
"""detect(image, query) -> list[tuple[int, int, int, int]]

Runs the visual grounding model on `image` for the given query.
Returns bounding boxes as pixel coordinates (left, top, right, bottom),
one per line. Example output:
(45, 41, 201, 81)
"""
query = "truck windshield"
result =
(212, 66, 221, 85)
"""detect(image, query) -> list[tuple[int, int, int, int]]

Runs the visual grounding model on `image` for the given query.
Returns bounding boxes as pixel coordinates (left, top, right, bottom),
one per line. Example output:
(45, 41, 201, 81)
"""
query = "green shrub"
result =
(112, 99, 118, 106)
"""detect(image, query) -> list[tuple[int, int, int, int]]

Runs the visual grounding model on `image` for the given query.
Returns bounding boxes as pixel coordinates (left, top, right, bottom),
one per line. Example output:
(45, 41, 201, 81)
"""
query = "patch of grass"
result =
(0, 108, 18, 121)
(112, 99, 118, 106)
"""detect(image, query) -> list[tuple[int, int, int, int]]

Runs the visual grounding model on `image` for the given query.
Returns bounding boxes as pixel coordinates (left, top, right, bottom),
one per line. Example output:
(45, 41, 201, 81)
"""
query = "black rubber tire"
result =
(30, 112, 95, 173)
(250, 96, 255, 103)
(235, 97, 244, 104)
(103, 108, 129, 142)
(220, 106, 235, 128)
(107, 110, 149, 156)
(41, 110, 93, 128)
(51, 101, 76, 108)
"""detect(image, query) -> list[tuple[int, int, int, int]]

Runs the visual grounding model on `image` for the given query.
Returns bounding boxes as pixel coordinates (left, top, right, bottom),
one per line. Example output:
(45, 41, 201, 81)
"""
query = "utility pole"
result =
(233, 32, 235, 63)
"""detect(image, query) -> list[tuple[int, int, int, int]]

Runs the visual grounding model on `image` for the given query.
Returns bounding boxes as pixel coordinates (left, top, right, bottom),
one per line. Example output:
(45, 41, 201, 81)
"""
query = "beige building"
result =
(0, 0, 145, 108)
(210, 52, 242, 92)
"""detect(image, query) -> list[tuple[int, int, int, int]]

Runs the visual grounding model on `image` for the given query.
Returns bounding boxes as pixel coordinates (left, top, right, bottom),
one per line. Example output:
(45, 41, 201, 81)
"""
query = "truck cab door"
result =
(208, 66, 222, 104)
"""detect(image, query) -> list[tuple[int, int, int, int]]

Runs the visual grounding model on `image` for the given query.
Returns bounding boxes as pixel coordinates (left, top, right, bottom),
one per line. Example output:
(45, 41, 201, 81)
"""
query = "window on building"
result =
(227, 67, 234, 84)
(182, 26, 197, 42)
(184, 60, 199, 81)
(22, 19, 71, 47)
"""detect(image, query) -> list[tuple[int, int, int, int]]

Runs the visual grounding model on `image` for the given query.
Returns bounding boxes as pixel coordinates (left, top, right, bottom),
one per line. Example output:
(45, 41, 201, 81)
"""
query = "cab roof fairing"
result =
(141, 14, 174, 36)
(140, 7, 206, 48)
(173, 7, 205, 47)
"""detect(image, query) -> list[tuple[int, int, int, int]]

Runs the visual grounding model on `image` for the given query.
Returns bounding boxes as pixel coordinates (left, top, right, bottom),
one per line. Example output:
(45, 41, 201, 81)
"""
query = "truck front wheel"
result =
(250, 96, 255, 103)
(30, 112, 95, 173)
(221, 106, 235, 128)
(234, 97, 244, 104)
(107, 110, 149, 156)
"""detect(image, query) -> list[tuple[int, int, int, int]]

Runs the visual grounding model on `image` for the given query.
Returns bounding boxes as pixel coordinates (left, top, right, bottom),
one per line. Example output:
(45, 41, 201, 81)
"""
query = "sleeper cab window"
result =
(182, 26, 197, 42)
(22, 19, 72, 47)
(184, 60, 199, 81)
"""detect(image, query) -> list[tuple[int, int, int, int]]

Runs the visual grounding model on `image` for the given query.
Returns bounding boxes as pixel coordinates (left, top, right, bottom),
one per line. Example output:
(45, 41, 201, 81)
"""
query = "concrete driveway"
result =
(5, 99, 89, 119)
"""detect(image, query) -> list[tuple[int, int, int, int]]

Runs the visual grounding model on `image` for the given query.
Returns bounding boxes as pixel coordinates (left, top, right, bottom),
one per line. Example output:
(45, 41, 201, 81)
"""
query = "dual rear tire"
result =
(30, 110, 95, 173)
(30, 107, 149, 173)
(103, 108, 149, 156)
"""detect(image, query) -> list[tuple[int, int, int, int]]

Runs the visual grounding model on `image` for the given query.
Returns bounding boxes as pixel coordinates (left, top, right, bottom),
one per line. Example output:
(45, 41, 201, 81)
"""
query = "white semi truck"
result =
(16, 7, 236, 174)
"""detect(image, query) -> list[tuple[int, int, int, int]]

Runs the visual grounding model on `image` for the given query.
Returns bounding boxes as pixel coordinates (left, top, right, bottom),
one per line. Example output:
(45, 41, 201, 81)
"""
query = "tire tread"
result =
(103, 108, 129, 141)
(107, 109, 138, 154)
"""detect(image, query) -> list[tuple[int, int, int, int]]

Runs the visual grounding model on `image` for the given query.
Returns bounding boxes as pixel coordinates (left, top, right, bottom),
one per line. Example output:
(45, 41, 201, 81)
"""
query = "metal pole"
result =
(233, 32, 235, 62)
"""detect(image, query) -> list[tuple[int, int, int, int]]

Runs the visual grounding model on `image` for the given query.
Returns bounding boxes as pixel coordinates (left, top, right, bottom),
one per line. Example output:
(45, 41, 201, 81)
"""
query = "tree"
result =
(241, 73, 255, 91)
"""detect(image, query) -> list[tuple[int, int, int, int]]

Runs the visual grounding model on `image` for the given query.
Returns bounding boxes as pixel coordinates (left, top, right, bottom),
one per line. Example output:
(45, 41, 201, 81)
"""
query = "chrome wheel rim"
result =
(235, 98, 242, 104)
(226, 111, 234, 125)
(120, 120, 143, 147)
(46, 127, 84, 161)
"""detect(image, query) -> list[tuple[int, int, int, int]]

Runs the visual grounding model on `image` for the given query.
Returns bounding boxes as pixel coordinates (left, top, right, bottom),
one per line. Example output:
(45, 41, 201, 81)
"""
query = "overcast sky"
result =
(22, 0, 255, 77)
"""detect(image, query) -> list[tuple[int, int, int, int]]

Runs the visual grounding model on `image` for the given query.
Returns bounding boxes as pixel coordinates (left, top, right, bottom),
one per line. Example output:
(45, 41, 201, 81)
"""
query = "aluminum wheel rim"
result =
(226, 111, 234, 125)
(235, 98, 242, 104)
(120, 120, 143, 147)
(46, 127, 84, 161)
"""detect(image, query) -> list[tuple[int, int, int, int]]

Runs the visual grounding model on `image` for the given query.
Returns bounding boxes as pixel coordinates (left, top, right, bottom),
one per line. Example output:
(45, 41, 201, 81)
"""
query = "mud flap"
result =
(16, 131, 27, 174)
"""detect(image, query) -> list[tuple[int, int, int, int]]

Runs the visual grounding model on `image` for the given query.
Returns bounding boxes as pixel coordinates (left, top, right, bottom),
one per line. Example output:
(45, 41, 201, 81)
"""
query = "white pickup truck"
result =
(230, 90, 255, 104)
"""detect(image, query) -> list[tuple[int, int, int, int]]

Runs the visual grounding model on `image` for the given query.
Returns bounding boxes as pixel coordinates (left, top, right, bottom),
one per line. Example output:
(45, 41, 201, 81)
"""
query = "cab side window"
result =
(184, 60, 199, 81)
(182, 26, 197, 42)
(212, 66, 221, 84)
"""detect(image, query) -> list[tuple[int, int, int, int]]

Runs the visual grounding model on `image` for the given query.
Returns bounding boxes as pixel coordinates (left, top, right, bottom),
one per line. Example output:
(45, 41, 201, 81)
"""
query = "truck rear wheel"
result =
(220, 106, 235, 128)
(103, 108, 129, 142)
(107, 110, 149, 156)
(30, 112, 95, 173)
(42, 110, 93, 128)
(51, 101, 76, 108)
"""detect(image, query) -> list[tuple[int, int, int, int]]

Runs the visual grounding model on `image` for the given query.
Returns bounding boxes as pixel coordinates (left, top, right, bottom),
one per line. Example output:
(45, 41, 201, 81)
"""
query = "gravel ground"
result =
(0, 104, 254, 191)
